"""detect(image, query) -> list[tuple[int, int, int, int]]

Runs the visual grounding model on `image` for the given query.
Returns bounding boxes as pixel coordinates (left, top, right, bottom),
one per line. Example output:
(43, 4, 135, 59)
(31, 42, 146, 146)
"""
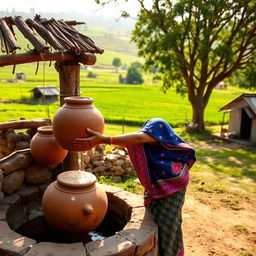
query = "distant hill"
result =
(79, 26, 143, 66)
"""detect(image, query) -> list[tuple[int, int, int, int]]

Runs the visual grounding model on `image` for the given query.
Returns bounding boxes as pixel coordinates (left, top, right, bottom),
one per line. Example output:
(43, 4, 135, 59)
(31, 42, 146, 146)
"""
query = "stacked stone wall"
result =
(82, 145, 135, 181)
(0, 128, 35, 159)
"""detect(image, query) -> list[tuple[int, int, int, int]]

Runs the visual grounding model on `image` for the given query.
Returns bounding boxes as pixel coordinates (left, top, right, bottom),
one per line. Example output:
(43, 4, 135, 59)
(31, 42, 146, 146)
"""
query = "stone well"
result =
(0, 121, 158, 256)
(0, 183, 158, 256)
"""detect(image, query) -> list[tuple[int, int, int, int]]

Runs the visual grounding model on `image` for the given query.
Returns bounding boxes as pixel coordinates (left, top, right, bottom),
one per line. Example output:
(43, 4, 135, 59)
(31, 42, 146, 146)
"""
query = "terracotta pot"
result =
(52, 96, 104, 151)
(30, 126, 68, 166)
(42, 170, 108, 234)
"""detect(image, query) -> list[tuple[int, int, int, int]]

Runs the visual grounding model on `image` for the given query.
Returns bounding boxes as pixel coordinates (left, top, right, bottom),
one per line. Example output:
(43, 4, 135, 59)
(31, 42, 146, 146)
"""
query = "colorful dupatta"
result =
(127, 118, 196, 206)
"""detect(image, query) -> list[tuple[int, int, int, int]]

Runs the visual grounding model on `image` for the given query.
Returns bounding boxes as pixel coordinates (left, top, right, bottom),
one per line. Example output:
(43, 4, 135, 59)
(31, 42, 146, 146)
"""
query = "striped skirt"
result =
(148, 189, 186, 256)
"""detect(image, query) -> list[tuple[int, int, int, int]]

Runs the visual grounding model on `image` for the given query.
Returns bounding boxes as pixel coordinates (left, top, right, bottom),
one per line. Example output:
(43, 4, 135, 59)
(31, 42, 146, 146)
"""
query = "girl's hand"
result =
(73, 128, 105, 150)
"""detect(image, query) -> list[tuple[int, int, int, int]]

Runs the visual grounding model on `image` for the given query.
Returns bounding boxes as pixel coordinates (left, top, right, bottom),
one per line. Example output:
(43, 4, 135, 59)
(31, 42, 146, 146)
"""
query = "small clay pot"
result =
(52, 96, 105, 151)
(42, 170, 108, 234)
(30, 126, 68, 166)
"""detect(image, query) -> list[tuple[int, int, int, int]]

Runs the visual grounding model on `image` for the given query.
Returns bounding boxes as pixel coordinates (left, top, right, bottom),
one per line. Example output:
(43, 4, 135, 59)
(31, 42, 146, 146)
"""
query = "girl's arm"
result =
(73, 128, 156, 150)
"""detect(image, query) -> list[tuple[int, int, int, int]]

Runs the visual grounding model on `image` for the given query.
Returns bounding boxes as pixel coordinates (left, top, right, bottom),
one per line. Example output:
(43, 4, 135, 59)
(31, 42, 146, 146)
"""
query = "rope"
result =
(59, 92, 81, 97)
(42, 62, 50, 119)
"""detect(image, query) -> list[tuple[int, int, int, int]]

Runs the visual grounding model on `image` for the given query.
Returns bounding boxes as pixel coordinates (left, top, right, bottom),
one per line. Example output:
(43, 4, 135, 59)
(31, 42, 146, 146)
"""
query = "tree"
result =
(126, 64, 144, 84)
(96, 0, 256, 130)
(112, 57, 122, 72)
(232, 65, 256, 90)
(131, 61, 142, 69)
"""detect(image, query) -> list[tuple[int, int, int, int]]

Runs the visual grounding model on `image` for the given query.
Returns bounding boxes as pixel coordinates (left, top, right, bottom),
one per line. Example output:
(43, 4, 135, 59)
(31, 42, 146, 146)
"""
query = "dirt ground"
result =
(182, 141, 256, 256)
(183, 188, 256, 256)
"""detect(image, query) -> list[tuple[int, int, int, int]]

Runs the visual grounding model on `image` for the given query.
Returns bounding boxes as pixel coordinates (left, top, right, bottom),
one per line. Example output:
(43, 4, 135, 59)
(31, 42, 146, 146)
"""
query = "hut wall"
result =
(228, 110, 242, 136)
(45, 95, 58, 101)
(251, 119, 256, 143)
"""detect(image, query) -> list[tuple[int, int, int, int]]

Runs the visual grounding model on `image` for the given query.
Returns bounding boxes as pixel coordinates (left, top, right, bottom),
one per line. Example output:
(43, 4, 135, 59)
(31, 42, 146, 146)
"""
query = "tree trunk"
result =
(189, 96, 206, 131)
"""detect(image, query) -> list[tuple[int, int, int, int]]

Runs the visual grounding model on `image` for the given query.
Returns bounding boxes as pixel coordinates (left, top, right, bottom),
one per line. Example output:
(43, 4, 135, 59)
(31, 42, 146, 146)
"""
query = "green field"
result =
(0, 63, 253, 127)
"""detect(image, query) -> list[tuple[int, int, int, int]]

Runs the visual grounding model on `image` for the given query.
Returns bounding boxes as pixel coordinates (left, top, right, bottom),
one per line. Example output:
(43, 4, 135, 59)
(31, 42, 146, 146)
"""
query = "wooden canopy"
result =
(0, 15, 104, 170)
(0, 14, 104, 67)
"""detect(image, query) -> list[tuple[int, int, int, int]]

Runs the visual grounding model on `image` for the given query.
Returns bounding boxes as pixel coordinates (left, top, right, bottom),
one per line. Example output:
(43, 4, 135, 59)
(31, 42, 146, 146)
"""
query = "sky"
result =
(0, 0, 141, 17)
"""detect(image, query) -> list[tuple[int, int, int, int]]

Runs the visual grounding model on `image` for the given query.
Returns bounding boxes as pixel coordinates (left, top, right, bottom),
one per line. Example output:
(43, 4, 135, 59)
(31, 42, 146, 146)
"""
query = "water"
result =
(16, 212, 122, 243)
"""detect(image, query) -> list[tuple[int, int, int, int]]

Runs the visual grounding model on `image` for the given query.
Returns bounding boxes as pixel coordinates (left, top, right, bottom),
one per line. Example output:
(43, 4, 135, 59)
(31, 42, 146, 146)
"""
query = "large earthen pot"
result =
(52, 96, 104, 151)
(30, 126, 68, 166)
(42, 170, 108, 234)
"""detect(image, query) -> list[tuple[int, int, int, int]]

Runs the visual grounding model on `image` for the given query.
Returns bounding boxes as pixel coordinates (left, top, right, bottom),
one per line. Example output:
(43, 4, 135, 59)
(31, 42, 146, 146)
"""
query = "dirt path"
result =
(180, 138, 256, 256)
(182, 187, 256, 256)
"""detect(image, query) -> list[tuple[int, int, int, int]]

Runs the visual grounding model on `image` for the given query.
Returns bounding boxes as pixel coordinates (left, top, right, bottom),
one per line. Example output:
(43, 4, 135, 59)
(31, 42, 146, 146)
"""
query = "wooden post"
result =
(56, 61, 80, 171)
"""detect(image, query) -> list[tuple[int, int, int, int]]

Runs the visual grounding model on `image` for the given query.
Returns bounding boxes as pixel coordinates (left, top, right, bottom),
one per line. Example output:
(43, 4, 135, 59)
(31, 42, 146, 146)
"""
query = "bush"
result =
(126, 66, 144, 84)
(87, 71, 97, 78)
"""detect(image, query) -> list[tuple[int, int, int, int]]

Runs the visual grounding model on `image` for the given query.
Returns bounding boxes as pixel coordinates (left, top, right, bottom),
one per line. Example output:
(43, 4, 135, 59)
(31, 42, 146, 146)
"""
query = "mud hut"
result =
(30, 86, 59, 102)
(219, 93, 256, 143)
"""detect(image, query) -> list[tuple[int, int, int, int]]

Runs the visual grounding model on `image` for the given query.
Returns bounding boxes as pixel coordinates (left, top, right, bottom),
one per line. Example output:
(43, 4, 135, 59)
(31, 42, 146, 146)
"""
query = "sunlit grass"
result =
(1, 63, 253, 126)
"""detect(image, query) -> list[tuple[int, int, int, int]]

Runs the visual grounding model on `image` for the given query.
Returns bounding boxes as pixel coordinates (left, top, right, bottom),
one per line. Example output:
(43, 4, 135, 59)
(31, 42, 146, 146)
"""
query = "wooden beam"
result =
(0, 118, 52, 131)
(0, 51, 96, 67)
(0, 149, 32, 175)
(0, 18, 21, 53)
(13, 16, 49, 53)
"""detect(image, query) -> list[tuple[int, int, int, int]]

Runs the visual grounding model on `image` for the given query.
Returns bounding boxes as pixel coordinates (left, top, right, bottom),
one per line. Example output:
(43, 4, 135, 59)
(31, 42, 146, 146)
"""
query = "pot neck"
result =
(37, 126, 53, 134)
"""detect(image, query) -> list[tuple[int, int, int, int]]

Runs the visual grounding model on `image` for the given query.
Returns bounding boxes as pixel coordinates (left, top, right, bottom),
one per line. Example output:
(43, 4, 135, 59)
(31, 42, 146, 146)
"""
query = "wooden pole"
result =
(56, 61, 80, 171)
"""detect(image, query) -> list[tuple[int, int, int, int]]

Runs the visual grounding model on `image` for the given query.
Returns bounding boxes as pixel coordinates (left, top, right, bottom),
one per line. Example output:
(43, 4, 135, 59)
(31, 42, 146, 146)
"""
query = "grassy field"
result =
(0, 63, 252, 127)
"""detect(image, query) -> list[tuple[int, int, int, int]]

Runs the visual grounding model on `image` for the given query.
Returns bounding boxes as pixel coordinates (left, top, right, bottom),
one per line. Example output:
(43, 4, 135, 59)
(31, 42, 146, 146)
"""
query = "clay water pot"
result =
(30, 126, 68, 166)
(42, 170, 108, 234)
(52, 96, 104, 151)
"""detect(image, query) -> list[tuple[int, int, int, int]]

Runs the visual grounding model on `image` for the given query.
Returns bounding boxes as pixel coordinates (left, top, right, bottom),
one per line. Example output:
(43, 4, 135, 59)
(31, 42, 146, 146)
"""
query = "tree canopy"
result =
(126, 63, 144, 84)
(97, 0, 256, 130)
(112, 57, 122, 71)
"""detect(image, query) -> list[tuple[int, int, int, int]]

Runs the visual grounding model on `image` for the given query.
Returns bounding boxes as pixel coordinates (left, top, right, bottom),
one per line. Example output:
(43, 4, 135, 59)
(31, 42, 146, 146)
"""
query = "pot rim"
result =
(37, 125, 53, 134)
(57, 170, 96, 188)
(64, 96, 93, 105)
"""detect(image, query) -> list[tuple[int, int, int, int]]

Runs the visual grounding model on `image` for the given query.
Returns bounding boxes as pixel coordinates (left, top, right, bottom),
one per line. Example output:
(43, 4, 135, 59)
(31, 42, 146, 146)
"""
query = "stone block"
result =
(0, 203, 9, 220)
(3, 193, 21, 207)
(4, 193, 27, 230)
(17, 186, 41, 212)
(86, 234, 136, 256)
(25, 165, 52, 185)
(114, 190, 144, 208)
(127, 208, 156, 227)
(118, 226, 157, 256)
(24, 242, 86, 256)
(0, 221, 36, 256)
(17, 186, 39, 202)
(104, 184, 123, 194)
(2, 170, 25, 194)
